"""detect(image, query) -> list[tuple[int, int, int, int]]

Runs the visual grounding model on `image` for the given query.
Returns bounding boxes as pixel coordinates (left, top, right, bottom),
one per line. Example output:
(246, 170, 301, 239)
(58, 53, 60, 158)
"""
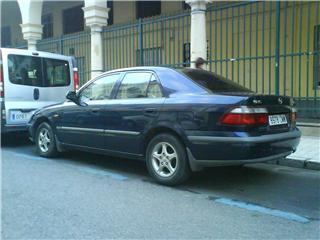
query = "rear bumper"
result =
(187, 130, 301, 144)
(1, 124, 28, 134)
(1, 100, 29, 134)
(186, 129, 301, 171)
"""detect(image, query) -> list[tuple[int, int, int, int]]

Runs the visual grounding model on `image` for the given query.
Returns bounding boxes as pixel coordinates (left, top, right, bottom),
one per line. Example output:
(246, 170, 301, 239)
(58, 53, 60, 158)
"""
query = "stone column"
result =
(186, 0, 211, 69)
(20, 23, 42, 50)
(17, 0, 43, 50)
(83, 1, 109, 78)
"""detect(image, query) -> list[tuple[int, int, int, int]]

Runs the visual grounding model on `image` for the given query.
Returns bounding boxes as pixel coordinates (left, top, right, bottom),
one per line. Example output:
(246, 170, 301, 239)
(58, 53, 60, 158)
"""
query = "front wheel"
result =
(146, 133, 190, 186)
(36, 122, 58, 157)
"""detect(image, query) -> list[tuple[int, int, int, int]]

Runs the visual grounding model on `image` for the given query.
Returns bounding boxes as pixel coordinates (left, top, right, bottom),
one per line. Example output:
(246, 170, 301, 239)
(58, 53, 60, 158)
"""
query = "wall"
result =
(1, 1, 23, 46)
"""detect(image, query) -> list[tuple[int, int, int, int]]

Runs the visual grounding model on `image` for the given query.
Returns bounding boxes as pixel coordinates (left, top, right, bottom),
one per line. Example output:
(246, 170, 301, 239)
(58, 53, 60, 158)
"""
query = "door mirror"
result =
(66, 91, 79, 104)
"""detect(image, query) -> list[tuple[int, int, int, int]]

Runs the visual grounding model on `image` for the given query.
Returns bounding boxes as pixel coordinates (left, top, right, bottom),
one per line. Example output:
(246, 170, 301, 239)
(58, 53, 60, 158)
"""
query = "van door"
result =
(3, 53, 72, 127)
(40, 57, 73, 106)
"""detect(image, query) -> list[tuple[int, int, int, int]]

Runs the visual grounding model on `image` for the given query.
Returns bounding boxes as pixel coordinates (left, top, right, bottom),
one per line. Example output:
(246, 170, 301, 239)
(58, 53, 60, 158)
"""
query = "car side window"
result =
(147, 74, 163, 98)
(116, 72, 152, 99)
(80, 74, 119, 102)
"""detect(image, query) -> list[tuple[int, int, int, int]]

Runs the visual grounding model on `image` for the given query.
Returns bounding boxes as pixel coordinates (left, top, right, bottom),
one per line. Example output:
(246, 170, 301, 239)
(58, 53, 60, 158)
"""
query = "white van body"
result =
(0, 48, 77, 133)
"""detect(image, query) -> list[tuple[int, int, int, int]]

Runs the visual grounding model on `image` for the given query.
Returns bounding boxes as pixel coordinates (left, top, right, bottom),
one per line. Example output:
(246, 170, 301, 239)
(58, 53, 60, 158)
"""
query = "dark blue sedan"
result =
(28, 67, 301, 185)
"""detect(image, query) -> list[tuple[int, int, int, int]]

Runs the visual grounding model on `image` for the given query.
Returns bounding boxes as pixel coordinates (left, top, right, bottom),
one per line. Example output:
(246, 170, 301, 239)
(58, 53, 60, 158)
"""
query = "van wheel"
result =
(36, 122, 57, 157)
(146, 133, 191, 186)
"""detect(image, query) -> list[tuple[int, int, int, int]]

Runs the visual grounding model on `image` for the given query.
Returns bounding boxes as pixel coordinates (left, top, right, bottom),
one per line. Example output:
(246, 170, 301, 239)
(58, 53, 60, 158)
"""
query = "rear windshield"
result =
(178, 68, 252, 93)
(8, 54, 70, 87)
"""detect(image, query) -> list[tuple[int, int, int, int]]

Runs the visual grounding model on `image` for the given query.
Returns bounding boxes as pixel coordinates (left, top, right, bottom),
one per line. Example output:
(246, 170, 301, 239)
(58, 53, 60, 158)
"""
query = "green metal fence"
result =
(207, 1, 320, 118)
(102, 11, 190, 70)
(11, 1, 319, 118)
(36, 31, 91, 86)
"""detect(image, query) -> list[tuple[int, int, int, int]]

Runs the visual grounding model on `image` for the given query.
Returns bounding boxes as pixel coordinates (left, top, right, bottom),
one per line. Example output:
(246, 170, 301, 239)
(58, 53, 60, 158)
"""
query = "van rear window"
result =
(8, 55, 43, 87)
(8, 54, 70, 87)
(44, 58, 70, 87)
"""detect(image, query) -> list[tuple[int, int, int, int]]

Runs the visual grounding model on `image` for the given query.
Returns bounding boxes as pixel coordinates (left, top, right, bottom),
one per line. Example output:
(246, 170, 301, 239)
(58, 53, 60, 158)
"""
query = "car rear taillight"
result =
(73, 68, 79, 90)
(0, 49, 3, 97)
(220, 107, 268, 125)
(290, 108, 297, 123)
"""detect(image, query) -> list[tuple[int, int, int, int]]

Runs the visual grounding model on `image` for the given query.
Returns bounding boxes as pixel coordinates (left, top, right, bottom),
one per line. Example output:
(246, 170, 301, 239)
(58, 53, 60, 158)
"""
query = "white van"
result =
(0, 48, 79, 133)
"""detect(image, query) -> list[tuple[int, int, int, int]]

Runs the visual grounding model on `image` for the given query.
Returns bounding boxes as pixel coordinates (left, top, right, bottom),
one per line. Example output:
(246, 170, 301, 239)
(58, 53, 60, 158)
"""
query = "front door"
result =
(57, 73, 121, 149)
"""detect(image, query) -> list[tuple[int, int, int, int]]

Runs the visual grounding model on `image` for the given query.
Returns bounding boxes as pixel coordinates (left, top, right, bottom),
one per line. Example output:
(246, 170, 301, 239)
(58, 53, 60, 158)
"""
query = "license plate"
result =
(10, 110, 34, 123)
(268, 114, 288, 126)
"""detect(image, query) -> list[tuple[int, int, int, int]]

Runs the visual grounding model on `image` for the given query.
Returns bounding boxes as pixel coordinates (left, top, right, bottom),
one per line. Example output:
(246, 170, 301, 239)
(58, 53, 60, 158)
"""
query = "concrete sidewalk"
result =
(269, 125, 320, 170)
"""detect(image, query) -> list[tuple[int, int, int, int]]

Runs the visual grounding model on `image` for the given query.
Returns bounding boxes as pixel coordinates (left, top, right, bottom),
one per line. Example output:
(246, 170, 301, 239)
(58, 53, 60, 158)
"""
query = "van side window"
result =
(44, 58, 70, 87)
(8, 55, 42, 87)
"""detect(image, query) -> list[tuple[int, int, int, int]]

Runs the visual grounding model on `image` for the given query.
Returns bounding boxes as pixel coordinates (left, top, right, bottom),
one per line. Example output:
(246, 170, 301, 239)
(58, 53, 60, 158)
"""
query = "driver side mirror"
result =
(66, 91, 79, 105)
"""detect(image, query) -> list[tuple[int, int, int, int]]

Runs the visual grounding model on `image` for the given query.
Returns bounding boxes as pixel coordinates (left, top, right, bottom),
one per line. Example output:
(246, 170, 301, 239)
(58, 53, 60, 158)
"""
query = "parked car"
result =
(28, 67, 301, 185)
(0, 48, 79, 133)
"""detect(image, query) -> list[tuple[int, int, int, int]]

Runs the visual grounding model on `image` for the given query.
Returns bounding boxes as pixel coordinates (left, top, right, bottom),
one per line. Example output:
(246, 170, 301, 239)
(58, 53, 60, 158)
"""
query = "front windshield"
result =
(178, 68, 252, 93)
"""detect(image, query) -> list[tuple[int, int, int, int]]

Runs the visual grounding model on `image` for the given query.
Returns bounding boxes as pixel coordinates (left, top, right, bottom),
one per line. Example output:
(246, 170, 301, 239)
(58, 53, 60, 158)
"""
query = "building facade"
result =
(1, 1, 320, 118)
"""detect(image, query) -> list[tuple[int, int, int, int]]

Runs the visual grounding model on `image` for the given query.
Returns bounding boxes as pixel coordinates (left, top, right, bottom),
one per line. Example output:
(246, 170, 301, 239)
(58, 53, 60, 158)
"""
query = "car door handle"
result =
(91, 108, 100, 113)
(144, 108, 157, 115)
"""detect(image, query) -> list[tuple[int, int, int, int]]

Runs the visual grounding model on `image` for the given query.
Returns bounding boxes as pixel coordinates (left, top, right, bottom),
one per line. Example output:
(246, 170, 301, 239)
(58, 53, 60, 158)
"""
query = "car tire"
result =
(146, 133, 191, 186)
(36, 122, 58, 158)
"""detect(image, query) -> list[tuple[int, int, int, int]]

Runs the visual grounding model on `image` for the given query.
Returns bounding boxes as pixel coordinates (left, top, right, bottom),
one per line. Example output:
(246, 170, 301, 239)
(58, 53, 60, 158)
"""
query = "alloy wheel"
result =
(38, 128, 51, 153)
(151, 142, 178, 178)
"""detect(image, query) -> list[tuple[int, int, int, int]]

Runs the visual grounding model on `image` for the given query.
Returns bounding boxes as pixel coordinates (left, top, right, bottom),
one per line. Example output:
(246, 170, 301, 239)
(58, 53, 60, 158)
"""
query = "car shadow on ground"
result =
(1, 132, 33, 147)
(1, 132, 285, 190)
(4, 132, 319, 217)
(1, 133, 298, 191)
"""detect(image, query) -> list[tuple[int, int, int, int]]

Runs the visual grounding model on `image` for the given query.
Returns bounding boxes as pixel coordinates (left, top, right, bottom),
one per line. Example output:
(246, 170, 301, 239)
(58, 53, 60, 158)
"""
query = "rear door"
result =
(3, 51, 73, 126)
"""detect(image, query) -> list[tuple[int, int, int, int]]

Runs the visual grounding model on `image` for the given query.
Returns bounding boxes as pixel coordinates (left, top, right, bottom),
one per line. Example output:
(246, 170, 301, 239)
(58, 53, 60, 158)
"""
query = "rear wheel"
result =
(146, 133, 190, 186)
(36, 122, 57, 157)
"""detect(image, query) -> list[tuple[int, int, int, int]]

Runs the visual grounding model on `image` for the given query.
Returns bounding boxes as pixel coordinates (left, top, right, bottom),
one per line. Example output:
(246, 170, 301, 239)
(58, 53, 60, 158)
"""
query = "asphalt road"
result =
(2, 134, 320, 239)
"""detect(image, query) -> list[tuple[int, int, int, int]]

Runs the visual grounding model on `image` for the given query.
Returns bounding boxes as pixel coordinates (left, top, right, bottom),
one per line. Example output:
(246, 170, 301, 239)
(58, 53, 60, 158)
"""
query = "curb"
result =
(297, 122, 320, 128)
(268, 157, 320, 171)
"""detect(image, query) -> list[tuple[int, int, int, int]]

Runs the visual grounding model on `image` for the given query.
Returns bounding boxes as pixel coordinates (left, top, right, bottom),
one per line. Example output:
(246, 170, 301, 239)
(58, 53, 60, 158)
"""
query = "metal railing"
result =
(207, 1, 320, 118)
(102, 11, 191, 70)
(35, 31, 91, 86)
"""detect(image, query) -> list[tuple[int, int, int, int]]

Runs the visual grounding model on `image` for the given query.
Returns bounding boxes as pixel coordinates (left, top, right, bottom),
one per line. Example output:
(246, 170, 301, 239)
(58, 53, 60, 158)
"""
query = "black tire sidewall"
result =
(36, 122, 57, 157)
(146, 133, 190, 185)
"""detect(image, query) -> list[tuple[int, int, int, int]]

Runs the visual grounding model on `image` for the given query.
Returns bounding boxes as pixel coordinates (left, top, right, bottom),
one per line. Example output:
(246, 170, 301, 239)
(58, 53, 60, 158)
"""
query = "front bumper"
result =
(186, 129, 301, 171)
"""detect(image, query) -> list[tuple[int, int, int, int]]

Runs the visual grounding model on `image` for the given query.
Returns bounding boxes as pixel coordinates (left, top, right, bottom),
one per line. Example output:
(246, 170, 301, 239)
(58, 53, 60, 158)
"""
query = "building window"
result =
(315, 25, 320, 88)
(107, 1, 113, 25)
(63, 5, 84, 34)
(136, 1, 161, 19)
(1, 26, 11, 47)
(42, 13, 53, 39)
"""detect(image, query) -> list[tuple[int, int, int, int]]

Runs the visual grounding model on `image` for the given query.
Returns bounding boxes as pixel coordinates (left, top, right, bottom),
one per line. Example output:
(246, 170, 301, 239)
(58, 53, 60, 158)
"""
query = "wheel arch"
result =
(32, 116, 54, 138)
(143, 125, 188, 155)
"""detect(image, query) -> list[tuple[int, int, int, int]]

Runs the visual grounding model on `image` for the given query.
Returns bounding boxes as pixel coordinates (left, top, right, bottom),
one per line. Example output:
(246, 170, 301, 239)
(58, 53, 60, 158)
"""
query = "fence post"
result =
(138, 18, 144, 66)
(60, 34, 64, 54)
(275, 1, 281, 95)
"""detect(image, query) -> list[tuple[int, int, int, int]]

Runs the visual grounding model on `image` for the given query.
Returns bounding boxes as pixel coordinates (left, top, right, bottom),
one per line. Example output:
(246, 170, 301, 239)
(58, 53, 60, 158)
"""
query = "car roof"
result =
(104, 66, 175, 74)
(0, 47, 73, 60)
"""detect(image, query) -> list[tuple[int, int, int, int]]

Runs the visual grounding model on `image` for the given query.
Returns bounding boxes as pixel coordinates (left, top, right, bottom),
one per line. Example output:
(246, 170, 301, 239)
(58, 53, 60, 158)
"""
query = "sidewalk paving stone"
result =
(267, 125, 320, 171)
